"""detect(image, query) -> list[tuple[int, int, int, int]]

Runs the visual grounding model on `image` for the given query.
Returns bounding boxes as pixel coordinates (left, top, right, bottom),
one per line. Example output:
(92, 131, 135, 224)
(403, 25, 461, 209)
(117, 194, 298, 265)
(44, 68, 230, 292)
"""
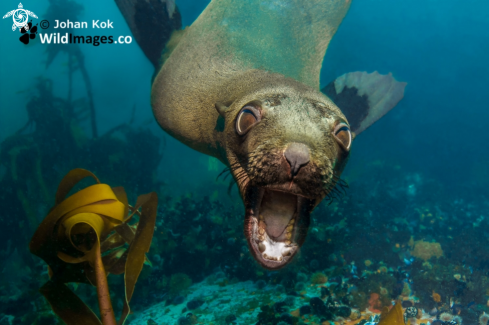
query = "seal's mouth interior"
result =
(246, 187, 313, 270)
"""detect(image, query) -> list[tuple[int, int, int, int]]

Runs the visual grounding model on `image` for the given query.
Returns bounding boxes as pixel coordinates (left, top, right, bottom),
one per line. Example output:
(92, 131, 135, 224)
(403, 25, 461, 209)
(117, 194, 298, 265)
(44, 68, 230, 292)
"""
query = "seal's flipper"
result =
(322, 71, 406, 137)
(155, 0, 351, 89)
(114, 0, 181, 67)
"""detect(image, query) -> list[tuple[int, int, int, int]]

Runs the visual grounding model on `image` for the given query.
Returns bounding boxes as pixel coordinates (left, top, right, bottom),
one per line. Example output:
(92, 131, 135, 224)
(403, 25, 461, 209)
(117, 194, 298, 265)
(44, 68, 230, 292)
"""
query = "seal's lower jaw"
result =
(244, 186, 314, 270)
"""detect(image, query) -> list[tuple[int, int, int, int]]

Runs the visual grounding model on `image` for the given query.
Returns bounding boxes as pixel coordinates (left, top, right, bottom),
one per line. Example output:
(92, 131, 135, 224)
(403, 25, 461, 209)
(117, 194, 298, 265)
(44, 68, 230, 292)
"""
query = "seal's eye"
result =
(236, 106, 261, 135)
(333, 122, 351, 152)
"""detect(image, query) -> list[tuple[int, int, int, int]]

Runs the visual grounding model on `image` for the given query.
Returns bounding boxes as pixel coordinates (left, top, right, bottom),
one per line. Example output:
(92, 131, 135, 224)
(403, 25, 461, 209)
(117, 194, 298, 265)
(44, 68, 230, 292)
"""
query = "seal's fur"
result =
(117, 0, 406, 269)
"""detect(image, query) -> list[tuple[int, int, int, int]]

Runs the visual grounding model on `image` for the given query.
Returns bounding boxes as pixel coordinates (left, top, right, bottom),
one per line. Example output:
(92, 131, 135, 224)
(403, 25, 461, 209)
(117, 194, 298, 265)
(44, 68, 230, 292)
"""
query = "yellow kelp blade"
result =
(118, 192, 158, 325)
(30, 170, 123, 287)
(40, 280, 101, 325)
(378, 302, 405, 325)
(30, 168, 151, 325)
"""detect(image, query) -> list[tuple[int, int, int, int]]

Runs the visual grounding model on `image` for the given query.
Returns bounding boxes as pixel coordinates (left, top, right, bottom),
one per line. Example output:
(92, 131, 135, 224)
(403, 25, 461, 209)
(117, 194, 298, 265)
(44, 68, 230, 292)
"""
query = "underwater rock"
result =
(336, 306, 352, 318)
(177, 313, 198, 325)
(296, 273, 308, 283)
(402, 300, 414, 308)
(278, 313, 294, 324)
(30, 313, 58, 325)
(429, 307, 439, 316)
(186, 298, 204, 310)
(255, 279, 267, 289)
(0, 315, 14, 325)
(274, 284, 286, 294)
(257, 305, 279, 325)
(299, 305, 311, 316)
(451, 304, 463, 315)
(340, 296, 350, 306)
(172, 295, 186, 305)
(309, 297, 326, 314)
(294, 282, 305, 292)
(225, 314, 237, 324)
(283, 296, 296, 306)
(152, 254, 162, 264)
(273, 301, 288, 313)
(454, 280, 467, 297)
(320, 286, 331, 298)
(309, 259, 320, 270)
(310, 297, 334, 319)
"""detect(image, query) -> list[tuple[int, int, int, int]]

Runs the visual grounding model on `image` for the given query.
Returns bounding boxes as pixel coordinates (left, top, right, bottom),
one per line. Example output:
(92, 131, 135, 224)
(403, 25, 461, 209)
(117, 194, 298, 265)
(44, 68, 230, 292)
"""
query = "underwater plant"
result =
(411, 240, 444, 261)
(311, 272, 328, 285)
(29, 168, 158, 325)
(43, 0, 98, 137)
(169, 273, 192, 297)
(377, 301, 404, 325)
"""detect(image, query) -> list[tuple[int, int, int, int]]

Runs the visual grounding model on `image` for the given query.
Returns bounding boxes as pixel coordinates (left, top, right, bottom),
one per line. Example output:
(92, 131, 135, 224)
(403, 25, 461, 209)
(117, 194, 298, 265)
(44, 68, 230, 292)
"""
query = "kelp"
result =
(29, 168, 158, 325)
(377, 301, 405, 325)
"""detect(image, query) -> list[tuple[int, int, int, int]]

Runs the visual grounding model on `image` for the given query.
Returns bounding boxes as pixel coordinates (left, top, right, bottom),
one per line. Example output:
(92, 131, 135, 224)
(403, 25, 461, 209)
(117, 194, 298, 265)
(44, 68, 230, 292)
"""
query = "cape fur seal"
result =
(116, 0, 406, 270)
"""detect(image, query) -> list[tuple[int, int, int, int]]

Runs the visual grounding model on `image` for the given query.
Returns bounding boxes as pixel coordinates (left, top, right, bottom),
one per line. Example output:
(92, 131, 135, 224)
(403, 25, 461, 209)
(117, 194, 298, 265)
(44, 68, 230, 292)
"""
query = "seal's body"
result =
(117, 0, 406, 269)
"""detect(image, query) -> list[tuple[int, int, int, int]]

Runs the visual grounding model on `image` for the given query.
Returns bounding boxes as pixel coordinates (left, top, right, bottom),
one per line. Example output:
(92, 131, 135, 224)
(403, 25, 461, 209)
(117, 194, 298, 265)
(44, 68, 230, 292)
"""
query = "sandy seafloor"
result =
(128, 276, 438, 325)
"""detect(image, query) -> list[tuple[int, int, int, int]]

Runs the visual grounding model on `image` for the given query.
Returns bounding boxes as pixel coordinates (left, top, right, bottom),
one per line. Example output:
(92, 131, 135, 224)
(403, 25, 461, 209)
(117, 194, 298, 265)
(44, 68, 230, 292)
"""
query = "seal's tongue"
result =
(260, 190, 297, 239)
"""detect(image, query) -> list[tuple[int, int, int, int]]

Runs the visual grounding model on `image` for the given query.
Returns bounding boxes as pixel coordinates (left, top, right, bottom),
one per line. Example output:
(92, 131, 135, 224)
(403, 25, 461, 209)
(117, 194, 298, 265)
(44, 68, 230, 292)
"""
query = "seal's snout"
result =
(284, 143, 310, 177)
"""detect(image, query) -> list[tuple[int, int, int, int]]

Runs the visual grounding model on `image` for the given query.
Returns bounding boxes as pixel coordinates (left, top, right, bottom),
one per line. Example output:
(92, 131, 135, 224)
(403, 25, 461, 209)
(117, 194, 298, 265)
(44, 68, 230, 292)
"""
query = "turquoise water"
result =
(0, 0, 488, 324)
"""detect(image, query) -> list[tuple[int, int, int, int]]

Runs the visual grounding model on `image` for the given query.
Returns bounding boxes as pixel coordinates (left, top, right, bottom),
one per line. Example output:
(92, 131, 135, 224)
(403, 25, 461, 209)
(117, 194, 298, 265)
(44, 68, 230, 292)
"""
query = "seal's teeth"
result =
(263, 253, 278, 261)
(285, 232, 292, 240)
(258, 227, 265, 235)
(285, 224, 293, 233)
(282, 248, 292, 257)
(258, 242, 266, 253)
(285, 240, 291, 245)
(258, 235, 265, 242)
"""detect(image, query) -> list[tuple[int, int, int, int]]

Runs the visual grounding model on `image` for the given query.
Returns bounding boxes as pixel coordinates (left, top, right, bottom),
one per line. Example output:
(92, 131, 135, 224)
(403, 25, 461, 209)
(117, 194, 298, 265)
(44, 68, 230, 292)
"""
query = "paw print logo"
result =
(19, 20, 37, 44)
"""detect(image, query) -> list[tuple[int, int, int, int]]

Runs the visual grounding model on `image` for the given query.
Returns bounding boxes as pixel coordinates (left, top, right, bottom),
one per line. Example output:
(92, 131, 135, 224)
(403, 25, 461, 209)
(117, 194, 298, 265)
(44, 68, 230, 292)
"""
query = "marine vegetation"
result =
(3, 0, 489, 324)
(0, 0, 166, 322)
(410, 239, 444, 261)
(42, 0, 97, 137)
(29, 168, 158, 325)
(376, 302, 405, 325)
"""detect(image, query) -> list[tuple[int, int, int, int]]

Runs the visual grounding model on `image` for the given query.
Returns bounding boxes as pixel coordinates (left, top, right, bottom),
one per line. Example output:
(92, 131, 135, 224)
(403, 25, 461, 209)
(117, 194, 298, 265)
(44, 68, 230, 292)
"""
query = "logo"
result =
(3, 3, 38, 44)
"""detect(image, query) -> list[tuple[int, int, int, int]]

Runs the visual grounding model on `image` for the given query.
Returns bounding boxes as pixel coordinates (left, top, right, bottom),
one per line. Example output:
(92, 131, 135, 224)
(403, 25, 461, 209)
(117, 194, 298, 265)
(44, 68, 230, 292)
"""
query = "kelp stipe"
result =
(29, 168, 158, 325)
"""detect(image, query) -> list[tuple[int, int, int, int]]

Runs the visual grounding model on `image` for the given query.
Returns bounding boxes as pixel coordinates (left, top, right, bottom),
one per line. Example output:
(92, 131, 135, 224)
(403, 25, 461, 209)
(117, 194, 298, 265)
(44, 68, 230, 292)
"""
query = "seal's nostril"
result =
(284, 143, 310, 177)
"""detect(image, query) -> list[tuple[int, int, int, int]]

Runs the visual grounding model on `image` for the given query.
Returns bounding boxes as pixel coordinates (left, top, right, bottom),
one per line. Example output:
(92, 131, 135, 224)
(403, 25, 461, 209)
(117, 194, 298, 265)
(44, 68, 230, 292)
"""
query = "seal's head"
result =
(217, 74, 352, 270)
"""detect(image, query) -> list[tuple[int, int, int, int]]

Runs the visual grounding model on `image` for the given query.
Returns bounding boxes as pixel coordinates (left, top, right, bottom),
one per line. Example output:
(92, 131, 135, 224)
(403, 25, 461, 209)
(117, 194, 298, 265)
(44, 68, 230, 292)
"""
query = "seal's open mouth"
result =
(244, 186, 315, 270)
